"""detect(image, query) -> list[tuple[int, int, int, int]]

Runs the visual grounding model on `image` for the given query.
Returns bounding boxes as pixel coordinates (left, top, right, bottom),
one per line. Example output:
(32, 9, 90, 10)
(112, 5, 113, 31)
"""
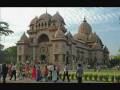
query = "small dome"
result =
(89, 32, 97, 42)
(66, 31, 73, 38)
(77, 32, 87, 41)
(30, 16, 38, 25)
(73, 33, 78, 40)
(52, 12, 65, 25)
(39, 12, 52, 20)
(104, 46, 109, 53)
(96, 35, 103, 45)
(79, 18, 92, 34)
(92, 42, 101, 49)
(55, 26, 65, 39)
(19, 32, 29, 42)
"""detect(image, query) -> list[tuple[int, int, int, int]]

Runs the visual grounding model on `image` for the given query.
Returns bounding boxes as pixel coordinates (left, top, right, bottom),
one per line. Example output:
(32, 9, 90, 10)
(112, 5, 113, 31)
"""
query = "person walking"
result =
(2, 64, 8, 83)
(18, 63, 23, 80)
(10, 63, 16, 81)
(52, 65, 58, 82)
(8, 64, 12, 79)
(76, 64, 83, 83)
(0, 64, 2, 82)
(36, 64, 42, 81)
(56, 64, 60, 80)
(44, 65, 49, 82)
(63, 64, 70, 82)
(32, 65, 36, 80)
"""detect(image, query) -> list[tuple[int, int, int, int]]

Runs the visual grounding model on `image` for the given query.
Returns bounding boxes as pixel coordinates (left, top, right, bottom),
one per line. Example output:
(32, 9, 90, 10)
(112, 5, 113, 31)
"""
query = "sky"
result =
(0, 7, 120, 56)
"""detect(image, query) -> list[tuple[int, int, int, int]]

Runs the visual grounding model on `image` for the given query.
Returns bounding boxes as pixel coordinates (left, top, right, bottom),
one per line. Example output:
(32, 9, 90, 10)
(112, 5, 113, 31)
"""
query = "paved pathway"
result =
(0, 78, 111, 83)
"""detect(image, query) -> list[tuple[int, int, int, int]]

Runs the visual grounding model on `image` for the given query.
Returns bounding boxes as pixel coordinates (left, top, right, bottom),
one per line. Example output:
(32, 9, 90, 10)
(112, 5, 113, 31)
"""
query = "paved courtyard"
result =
(0, 78, 110, 83)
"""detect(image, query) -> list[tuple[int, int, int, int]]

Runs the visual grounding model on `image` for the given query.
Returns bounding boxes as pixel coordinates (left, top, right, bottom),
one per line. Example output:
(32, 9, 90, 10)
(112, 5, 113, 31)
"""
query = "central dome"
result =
(52, 12, 65, 25)
(39, 12, 52, 20)
(79, 18, 92, 34)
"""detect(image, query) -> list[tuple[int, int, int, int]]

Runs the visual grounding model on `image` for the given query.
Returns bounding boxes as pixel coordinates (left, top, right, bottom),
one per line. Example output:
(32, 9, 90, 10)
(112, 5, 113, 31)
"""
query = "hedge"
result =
(58, 72, 120, 83)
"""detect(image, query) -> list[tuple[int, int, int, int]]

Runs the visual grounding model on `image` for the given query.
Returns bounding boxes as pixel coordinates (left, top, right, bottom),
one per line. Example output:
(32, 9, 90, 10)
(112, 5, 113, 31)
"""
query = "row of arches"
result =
(30, 21, 51, 30)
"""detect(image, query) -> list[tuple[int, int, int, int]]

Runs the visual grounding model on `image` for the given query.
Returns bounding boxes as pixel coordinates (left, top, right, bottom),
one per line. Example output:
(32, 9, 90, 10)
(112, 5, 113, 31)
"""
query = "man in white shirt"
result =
(62, 64, 70, 82)
(76, 64, 83, 83)
(10, 63, 16, 81)
(0, 64, 2, 82)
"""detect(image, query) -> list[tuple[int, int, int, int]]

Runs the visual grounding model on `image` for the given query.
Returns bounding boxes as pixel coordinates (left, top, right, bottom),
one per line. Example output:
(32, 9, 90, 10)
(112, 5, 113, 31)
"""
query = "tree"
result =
(0, 21, 14, 36)
(0, 21, 14, 63)
(4, 46, 17, 63)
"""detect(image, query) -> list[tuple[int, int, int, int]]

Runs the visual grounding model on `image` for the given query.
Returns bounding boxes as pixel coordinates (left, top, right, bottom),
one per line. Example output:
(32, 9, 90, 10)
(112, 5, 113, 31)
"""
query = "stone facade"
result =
(17, 11, 109, 70)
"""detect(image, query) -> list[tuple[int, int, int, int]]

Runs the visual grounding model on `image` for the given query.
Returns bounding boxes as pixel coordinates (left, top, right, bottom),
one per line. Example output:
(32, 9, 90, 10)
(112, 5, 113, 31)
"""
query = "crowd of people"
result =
(0, 63, 83, 83)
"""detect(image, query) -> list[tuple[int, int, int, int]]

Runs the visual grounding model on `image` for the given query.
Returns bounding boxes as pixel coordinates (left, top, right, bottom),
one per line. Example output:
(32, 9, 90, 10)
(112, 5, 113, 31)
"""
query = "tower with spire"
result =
(17, 32, 30, 64)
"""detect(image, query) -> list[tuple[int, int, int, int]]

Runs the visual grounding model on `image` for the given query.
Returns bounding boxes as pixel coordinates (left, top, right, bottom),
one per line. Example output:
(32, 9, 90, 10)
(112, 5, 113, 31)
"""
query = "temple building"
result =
(17, 11, 109, 69)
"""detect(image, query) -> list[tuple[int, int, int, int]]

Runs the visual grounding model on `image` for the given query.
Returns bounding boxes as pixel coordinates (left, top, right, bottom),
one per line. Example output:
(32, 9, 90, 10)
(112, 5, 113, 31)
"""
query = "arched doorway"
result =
(38, 34, 49, 64)
(38, 34, 49, 43)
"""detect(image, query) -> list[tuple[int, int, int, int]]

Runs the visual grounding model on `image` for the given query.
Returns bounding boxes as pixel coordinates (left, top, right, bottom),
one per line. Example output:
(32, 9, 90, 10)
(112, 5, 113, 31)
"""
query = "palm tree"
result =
(0, 21, 14, 36)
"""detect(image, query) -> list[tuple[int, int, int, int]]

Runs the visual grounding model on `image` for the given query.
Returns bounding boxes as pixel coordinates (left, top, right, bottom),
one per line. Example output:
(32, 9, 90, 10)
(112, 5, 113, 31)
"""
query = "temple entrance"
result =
(38, 34, 50, 64)
(39, 46, 48, 64)
(40, 54, 46, 64)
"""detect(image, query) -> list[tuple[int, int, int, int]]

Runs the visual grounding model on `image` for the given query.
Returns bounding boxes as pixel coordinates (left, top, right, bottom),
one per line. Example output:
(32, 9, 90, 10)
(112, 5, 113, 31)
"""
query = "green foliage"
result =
(1, 46, 17, 63)
(110, 75, 114, 82)
(84, 74, 89, 80)
(71, 73, 74, 80)
(103, 75, 109, 82)
(88, 74, 93, 81)
(99, 75, 104, 81)
(0, 21, 14, 36)
(93, 74, 98, 81)
(115, 75, 120, 83)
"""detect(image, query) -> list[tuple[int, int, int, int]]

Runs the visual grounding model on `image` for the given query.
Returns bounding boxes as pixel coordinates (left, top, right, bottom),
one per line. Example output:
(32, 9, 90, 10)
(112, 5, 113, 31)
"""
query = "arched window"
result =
(42, 22, 44, 27)
(31, 25, 34, 30)
(45, 22, 47, 27)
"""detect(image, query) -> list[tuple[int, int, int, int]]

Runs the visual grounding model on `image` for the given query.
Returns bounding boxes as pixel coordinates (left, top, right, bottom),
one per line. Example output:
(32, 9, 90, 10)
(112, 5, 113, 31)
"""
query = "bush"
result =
(88, 74, 93, 81)
(115, 75, 120, 83)
(103, 75, 109, 82)
(99, 75, 104, 81)
(84, 74, 89, 80)
(71, 74, 75, 80)
(111, 75, 114, 82)
(93, 74, 98, 81)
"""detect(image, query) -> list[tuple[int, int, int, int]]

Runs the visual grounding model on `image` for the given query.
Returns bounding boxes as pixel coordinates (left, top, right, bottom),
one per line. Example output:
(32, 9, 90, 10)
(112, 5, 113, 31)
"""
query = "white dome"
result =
(77, 32, 87, 41)
(79, 18, 92, 34)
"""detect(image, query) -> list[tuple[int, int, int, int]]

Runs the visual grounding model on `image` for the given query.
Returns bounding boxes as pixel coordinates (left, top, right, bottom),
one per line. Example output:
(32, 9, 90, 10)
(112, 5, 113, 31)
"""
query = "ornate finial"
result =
(83, 17, 86, 22)
(56, 11, 59, 14)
